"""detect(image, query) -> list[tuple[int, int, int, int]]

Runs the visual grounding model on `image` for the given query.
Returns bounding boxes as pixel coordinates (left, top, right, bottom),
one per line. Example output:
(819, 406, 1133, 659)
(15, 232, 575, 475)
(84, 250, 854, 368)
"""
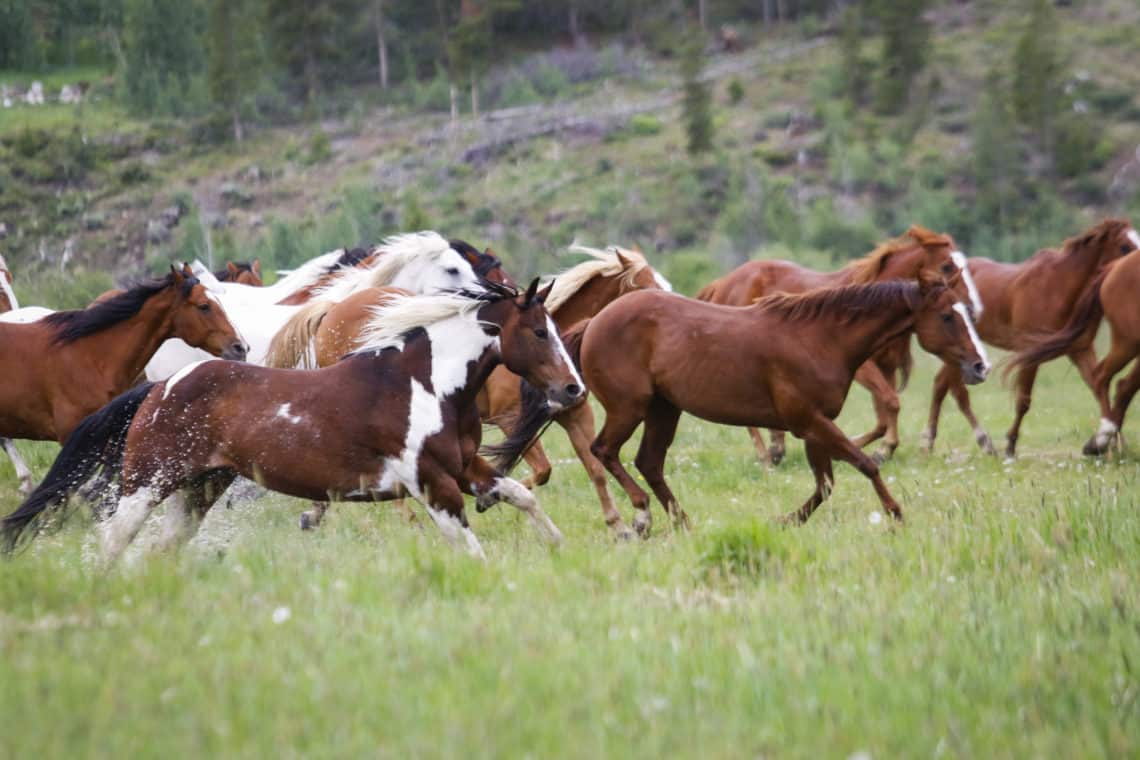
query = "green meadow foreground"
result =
(1, 350, 1138, 758)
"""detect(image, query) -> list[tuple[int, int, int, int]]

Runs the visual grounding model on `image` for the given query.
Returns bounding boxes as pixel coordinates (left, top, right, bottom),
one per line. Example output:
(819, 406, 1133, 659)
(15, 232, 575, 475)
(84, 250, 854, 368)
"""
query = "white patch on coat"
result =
(163, 359, 215, 399)
(1128, 230, 1140, 251)
(2, 438, 32, 489)
(950, 251, 984, 317)
(1094, 417, 1119, 448)
(952, 302, 990, 375)
(0, 268, 18, 311)
(652, 270, 674, 292)
(275, 403, 303, 424)
(0, 306, 52, 323)
(376, 378, 445, 496)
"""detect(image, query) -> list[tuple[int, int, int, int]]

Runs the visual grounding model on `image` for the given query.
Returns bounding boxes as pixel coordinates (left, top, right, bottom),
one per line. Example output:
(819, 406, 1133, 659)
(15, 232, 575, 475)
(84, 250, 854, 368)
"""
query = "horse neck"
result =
(783, 294, 917, 372)
(872, 245, 924, 281)
(551, 275, 627, 330)
(86, 291, 182, 389)
(422, 314, 502, 409)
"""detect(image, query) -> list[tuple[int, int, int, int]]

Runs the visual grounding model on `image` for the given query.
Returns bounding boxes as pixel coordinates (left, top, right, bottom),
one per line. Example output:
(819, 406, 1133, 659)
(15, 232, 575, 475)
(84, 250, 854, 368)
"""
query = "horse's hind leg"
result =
(781, 439, 834, 524)
(1004, 366, 1039, 459)
(767, 430, 787, 465)
(848, 361, 899, 463)
(519, 440, 552, 489)
(416, 477, 485, 560)
(300, 501, 329, 530)
(634, 398, 689, 531)
(101, 484, 166, 566)
(1081, 338, 1137, 455)
(746, 428, 774, 466)
(558, 403, 634, 540)
(2, 438, 34, 495)
(591, 406, 653, 537)
(1105, 357, 1140, 450)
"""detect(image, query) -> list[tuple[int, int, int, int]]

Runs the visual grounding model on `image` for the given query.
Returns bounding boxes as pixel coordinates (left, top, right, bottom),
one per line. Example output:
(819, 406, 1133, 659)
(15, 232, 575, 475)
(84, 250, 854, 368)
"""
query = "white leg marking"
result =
(950, 251, 984, 317)
(1095, 417, 1119, 448)
(494, 476, 563, 546)
(952, 302, 990, 375)
(156, 492, 197, 552)
(425, 506, 486, 560)
(101, 487, 156, 565)
(1127, 230, 1140, 251)
(2, 438, 33, 492)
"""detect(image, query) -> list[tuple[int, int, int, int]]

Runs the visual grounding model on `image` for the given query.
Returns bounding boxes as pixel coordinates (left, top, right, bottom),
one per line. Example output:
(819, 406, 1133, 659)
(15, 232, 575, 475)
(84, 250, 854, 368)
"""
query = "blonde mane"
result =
(844, 226, 951, 284)
(544, 244, 653, 313)
(353, 291, 490, 353)
(314, 231, 454, 302)
(270, 249, 345, 293)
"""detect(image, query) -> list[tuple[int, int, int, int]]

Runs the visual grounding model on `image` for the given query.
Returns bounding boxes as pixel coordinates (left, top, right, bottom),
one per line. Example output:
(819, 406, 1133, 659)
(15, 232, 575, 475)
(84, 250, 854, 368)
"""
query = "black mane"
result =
(44, 273, 195, 345)
(334, 247, 372, 270)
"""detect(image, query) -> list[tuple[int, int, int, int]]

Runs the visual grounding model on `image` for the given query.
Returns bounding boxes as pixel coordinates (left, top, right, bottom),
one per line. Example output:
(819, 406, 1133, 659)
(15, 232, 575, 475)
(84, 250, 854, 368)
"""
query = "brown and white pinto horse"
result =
(0, 265, 247, 451)
(1009, 236, 1140, 455)
(2, 281, 584, 562)
(566, 275, 987, 534)
(697, 225, 982, 465)
(922, 218, 1140, 458)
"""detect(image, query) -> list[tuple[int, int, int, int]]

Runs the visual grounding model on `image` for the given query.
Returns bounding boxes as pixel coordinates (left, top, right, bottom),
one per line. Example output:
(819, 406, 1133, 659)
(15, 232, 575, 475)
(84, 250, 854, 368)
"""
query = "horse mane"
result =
(271, 249, 345, 292)
(335, 247, 372, 269)
(843, 226, 951, 284)
(352, 283, 516, 353)
(756, 280, 923, 323)
(313, 231, 454, 301)
(43, 272, 195, 344)
(1058, 218, 1131, 258)
(213, 261, 257, 281)
(544, 244, 652, 313)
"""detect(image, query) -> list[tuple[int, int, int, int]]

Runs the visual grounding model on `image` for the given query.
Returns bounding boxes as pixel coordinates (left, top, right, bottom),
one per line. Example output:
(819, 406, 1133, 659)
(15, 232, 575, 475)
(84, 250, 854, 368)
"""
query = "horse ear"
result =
(251, 259, 262, 275)
(917, 268, 941, 295)
(170, 263, 184, 283)
(537, 279, 555, 304)
(522, 277, 540, 306)
(181, 262, 196, 278)
(227, 262, 239, 275)
(615, 250, 631, 268)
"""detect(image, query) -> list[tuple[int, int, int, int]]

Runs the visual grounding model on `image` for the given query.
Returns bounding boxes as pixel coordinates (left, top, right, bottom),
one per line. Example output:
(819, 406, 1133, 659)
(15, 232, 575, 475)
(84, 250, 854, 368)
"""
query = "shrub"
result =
(305, 130, 332, 165)
(698, 521, 790, 581)
(727, 78, 744, 105)
(628, 114, 662, 136)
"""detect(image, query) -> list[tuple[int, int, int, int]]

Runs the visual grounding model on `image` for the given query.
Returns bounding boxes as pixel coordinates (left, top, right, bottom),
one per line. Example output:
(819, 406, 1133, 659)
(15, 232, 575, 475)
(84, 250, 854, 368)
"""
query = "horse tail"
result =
(481, 378, 554, 474)
(1007, 268, 1108, 379)
(264, 299, 333, 369)
(897, 337, 914, 392)
(559, 318, 591, 374)
(2, 383, 154, 552)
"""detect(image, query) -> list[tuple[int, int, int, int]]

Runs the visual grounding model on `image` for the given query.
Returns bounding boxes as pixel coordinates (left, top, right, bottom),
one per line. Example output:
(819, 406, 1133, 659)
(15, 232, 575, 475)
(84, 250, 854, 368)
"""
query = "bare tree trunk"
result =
(698, 0, 707, 30)
(374, 0, 389, 89)
(450, 83, 459, 127)
(470, 74, 479, 119)
(232, 107, 244, 142)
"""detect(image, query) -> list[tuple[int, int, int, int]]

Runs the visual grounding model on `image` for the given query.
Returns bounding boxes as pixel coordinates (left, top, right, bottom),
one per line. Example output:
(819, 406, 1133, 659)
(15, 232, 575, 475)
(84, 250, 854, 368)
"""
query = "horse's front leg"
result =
(2, 438, 34, 495)
(462, 454, 562, 546)
(413, 474, 486, 560)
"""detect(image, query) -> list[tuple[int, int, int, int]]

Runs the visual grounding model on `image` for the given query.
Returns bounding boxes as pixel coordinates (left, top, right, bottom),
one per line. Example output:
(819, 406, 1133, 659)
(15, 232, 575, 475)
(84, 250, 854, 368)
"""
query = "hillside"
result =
(2, 1, 1140, 304)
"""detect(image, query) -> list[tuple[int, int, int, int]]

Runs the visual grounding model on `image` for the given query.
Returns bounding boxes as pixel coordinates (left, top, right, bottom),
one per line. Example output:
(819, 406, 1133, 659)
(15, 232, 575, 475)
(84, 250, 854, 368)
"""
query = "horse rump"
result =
(1, 383, 154, 552)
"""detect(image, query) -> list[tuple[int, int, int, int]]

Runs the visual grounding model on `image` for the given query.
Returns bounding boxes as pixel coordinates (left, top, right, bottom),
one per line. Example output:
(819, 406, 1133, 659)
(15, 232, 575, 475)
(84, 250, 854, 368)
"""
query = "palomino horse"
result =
(1009, 234, 1140, 455)
(213, 260, 263, 286)
(921, 218, 1140, 458)
(2, 280, 585, 563)
(697, 225, 982, 465)
(0, 253, 33, 494)
(0, 263, 245, 450)
(565, 275, 987, 534)
(146, 232, 510, 379)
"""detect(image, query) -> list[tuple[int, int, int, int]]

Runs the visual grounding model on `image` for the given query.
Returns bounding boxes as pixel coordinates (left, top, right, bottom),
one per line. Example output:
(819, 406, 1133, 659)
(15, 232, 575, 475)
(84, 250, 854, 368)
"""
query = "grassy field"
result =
(1, 345, 1138, 758)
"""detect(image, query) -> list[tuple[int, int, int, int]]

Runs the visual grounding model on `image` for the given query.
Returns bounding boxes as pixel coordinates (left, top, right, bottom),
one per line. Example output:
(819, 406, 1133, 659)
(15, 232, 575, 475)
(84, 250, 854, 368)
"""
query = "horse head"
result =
(914, 271, 989, 385)
(169, 263, 248, 361)
(908, 225, 984, 318)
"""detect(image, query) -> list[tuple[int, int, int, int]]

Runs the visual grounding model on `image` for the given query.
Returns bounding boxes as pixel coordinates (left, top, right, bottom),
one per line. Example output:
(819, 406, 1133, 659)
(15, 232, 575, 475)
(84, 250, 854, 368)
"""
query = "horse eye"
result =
(941, 263, 955, 274)
(941, 312, 953, 324)
(446, 267, 461, 276)
(197, 303, 211, 312)
(1122, 244, 1133, 254)
(534, 327, 548, 339)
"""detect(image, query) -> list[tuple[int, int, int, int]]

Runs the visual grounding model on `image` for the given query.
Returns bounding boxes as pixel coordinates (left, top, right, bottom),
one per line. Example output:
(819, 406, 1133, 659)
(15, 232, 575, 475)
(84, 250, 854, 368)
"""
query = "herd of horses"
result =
(0, 217, 1137, 562)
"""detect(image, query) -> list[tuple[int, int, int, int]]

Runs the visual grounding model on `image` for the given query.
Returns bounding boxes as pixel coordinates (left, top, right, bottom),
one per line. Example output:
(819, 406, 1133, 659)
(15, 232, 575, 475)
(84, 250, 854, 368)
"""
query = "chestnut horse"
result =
(3, 281, 584, 563)
(213, 260, 264, 286)
(0, 265, 246, 449)
(697, 225, 982, 465)
(921, 218, 1140, 458)
(1009, 236, 1140, 455)
(565, 276, 987, 534)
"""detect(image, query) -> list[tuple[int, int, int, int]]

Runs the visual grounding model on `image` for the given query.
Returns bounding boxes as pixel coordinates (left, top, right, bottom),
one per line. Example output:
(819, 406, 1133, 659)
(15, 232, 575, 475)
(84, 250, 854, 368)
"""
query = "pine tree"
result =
(972, 69, 1022, 228)
(1012, 0, 1063, 143)
(681, 30, 713, 155)
(869, 0, 931, 114)
(121, 0, 206, 116)
(206, 0, 262, 141)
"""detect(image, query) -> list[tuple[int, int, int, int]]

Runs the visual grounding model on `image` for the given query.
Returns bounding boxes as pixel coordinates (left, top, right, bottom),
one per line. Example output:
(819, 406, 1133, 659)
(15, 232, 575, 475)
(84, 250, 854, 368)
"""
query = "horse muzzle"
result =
(961, 359, 989, 385)
(546, 382, 586, 412)
(222, 341, 249, 362)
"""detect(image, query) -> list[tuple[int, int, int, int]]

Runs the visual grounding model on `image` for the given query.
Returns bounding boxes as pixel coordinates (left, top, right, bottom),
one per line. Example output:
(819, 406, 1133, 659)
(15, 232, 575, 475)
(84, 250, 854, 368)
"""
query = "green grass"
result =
(2, 347, 1139, 757)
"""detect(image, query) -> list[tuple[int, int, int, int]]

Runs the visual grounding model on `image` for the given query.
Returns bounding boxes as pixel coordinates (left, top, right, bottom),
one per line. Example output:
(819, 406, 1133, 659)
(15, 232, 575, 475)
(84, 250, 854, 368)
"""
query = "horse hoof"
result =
(1082, 439, 1107, 457)
(612, 524, 636, 541)
(770, 451, 785, 466)
(299, 513, 314, 531)
(633, 516, 652, 539)
(871, 451, 887, 466)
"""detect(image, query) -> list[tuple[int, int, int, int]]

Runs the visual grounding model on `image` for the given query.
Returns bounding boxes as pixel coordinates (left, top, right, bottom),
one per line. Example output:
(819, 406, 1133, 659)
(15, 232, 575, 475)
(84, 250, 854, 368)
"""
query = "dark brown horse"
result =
(1009, 234, 1140, 455)
(0, 265, 247, 448)
(697, 225, 982, 464)
(565, 275, 987, 534)
(921, 219, 1140, 458)
(3, 280, 584, 563)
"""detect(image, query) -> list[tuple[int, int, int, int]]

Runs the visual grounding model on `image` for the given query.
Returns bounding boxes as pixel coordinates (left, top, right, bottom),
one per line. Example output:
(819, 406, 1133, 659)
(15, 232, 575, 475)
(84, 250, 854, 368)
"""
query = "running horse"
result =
(921, 218, 1140, 458)
(697, 225, 982, 465)
(564, 274, 987, 534)
(0, 265, 246, 489)
(1009, 233, 1140, 455)
(3, 280, 585, 563)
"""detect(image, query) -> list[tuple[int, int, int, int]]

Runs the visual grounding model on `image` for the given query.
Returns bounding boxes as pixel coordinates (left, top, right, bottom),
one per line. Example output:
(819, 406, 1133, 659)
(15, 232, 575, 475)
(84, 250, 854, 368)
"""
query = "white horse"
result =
(145, 231, 496, 379)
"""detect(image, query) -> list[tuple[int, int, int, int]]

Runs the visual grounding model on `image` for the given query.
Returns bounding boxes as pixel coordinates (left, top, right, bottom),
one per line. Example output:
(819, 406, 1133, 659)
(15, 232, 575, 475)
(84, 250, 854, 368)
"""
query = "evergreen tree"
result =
(1012, 0, 1063, 143)
(869, 0, 931, 114)
(680, 30, 713, 155)
(972, 69, 1022, 229)
(265, 0, 341, 105)
(121, 0, 206, 116)
(207, 0, 262, 141)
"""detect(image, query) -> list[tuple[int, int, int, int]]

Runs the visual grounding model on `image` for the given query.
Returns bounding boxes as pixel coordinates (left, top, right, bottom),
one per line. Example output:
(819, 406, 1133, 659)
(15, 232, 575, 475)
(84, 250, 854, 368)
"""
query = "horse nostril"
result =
(973, 361, 987, 377)
(565, 383, 582, 398)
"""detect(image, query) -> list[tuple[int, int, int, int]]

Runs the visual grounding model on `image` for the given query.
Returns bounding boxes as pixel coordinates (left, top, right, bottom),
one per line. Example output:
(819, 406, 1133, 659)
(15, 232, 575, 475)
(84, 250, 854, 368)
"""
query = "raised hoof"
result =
(475, 491, 501, 513)
(871, 448, 894, 466)
(980, 439, 997, 457)
(769, 449, 785, 467)
(775, 511, 803, 527)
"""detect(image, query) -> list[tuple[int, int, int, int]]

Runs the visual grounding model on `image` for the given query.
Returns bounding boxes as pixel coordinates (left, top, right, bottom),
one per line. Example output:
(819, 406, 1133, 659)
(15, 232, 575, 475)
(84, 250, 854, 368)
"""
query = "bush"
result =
(305, 130, 332, 165)
(727, 78, 744, 105)
(657, 251, 719, 296)
(628, 114, 662, 136)
(698, 521, 791, 581)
